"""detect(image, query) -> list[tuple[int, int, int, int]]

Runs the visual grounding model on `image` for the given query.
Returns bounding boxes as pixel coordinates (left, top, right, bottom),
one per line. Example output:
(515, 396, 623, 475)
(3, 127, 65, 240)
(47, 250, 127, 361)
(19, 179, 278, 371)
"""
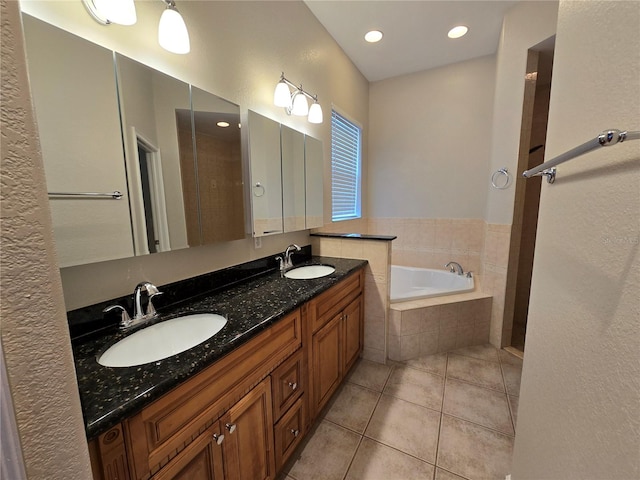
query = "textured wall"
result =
(511, 0, 640, 478)
(485, 1, 558, 225)
(0, 0, 93, 477)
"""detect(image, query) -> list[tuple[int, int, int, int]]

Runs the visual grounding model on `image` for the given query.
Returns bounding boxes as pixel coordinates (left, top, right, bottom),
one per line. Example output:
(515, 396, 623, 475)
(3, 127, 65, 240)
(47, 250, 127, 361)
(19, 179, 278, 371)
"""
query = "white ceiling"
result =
(304, 0, 521, 82)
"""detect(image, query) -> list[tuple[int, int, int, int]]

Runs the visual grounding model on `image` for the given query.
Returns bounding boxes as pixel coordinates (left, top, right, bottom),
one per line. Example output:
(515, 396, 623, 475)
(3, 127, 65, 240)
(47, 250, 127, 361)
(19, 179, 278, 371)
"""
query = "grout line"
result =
(340, 434, 364, 480)
(360, 434, 438, 468)
(433, 352, 451, 473)
(441, 411, 515, 438)
(446, 374, 506, 394)
(437, 466, 474, 480)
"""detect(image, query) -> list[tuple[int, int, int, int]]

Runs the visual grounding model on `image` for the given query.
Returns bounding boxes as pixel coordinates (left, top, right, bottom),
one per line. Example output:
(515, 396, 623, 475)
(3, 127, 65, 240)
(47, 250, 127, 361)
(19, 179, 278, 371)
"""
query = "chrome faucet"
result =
(445, 261, 464, 275)
(133, 282, 162, 320)
(276, 244, 301, 271)
(104, 281, 163, 330)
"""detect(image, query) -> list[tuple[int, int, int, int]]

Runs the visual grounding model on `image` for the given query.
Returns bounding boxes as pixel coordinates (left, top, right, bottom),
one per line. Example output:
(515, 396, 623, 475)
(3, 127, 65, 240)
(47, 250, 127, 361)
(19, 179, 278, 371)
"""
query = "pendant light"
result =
(158, 0, 190, 54)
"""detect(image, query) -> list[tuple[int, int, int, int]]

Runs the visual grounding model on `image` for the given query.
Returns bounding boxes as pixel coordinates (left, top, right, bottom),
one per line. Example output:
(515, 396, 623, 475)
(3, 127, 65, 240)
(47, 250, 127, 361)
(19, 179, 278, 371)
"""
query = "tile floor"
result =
(280, 344, 523, 480)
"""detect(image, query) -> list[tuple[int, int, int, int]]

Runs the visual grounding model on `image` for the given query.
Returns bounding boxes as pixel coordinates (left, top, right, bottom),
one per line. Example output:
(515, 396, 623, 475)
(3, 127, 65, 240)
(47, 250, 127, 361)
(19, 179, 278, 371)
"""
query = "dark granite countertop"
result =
(72, 256, 367, 440)
(310, 232, 397, 241)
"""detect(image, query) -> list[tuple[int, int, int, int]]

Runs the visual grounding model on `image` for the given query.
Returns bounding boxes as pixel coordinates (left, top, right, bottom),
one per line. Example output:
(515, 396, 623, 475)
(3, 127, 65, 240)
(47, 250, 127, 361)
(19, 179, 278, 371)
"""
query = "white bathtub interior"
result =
(390, 265, 474, 303)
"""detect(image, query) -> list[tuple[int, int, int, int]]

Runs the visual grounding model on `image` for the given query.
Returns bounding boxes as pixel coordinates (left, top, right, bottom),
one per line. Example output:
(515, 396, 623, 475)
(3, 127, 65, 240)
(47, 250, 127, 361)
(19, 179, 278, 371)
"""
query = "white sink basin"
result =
(284, 265, 335, 280)
(98, 313, 227, 367)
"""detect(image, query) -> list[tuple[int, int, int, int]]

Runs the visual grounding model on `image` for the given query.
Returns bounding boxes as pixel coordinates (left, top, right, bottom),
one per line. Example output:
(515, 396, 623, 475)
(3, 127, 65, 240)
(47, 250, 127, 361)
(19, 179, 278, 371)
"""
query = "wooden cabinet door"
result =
(222, 377, 276, 480)
(151, 424, 224, 480)
(343, 295, 363, 373)
(311, 312, 343, 415)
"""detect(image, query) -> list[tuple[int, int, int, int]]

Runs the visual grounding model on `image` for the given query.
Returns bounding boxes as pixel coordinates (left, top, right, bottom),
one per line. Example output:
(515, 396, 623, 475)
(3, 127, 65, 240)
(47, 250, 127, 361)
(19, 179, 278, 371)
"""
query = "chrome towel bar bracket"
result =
(523, 129, 640, 184)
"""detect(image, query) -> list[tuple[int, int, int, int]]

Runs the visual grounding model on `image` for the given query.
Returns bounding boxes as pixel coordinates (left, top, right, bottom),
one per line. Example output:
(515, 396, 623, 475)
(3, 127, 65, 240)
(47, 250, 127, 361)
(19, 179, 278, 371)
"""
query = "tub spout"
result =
(445, 261, 464, 275)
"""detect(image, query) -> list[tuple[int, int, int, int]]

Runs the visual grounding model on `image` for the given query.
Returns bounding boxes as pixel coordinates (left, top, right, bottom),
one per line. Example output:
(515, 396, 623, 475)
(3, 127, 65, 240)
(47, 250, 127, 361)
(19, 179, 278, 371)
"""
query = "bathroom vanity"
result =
(76, 256, 366, 480)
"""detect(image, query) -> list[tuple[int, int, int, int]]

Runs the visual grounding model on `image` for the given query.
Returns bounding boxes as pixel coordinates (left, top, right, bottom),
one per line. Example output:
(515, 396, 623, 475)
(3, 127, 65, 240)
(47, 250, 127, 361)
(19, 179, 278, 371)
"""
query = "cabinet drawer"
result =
(273, 398, 306, 471)
(271, 349, 304, 422)
(126, 309, 301, 479)
(309, 270, 363, 334)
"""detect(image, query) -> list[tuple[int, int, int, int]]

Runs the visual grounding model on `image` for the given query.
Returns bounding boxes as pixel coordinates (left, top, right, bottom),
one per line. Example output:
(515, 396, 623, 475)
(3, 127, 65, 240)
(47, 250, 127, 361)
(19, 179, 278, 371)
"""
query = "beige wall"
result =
(485, 0, 558, 225)
(511, 0, 640, 478)
(368, 55, 496, 219)
(19, 0, 369, 309)
(0, 1, 93, 477)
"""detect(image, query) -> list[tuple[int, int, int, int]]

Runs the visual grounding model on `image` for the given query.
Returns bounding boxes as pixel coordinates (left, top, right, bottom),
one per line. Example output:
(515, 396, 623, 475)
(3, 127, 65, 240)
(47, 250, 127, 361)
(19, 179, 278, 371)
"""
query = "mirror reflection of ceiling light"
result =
(82, 0, 137, 25)
(273, 72, 323, 124)
(158, 0, 190, 54)
(447, 25, 469, 39)
(364, 30, 383, 43)
(216, 121, 230, 128)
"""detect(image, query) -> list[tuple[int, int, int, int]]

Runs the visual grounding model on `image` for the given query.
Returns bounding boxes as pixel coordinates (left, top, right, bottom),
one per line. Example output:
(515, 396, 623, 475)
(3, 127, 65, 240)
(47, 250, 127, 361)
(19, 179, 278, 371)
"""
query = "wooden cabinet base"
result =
(89, 267, 365, 480)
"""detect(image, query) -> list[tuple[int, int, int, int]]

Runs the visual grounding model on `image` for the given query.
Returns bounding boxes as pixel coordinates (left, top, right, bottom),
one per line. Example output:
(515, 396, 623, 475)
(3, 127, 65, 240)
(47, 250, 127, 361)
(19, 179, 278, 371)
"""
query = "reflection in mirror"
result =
(116, 54, 191, 254)
(248, 111, 283, 236)
(189, 87, 245, 244)
(305, 136, 324, 229)
(23, 15, 134, 267)
(281, 126, 306, 232)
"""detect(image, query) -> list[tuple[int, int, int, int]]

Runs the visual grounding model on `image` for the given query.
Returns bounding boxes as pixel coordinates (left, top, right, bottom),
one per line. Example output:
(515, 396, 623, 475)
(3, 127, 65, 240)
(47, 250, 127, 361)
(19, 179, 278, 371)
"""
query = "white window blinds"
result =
(331, 110, 362, 221)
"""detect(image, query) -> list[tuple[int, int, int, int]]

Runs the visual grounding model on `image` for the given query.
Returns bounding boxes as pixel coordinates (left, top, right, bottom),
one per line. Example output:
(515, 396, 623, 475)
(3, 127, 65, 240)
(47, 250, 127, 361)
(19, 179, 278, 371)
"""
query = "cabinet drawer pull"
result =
(290, 429, 300, 437)
(213, 433, 224, 445)
(288, 381, 298, 391)
(225, 423, 236, 434)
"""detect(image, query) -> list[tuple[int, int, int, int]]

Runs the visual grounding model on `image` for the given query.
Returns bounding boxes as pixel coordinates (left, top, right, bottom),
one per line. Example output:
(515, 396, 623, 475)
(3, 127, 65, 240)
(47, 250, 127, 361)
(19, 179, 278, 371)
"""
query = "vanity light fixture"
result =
(447, 25, 469, 39)
(82, 0, 137, 25)
(216, 121, 230, 128)
(273, 72, 323, 124)
(158, 0, 190, 54)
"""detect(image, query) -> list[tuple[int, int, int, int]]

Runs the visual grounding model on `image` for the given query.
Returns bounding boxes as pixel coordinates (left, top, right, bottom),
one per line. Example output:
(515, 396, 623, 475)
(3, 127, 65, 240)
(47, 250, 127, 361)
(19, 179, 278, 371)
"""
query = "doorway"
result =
(504, 37, 556, 353)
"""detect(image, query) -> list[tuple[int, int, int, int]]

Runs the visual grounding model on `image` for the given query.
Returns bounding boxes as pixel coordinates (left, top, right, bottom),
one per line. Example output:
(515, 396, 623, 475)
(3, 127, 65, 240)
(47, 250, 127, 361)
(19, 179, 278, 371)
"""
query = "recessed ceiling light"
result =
(448, 25, 468, 39)
(216, 121, 230, 128)
(365, 30, 383, 43)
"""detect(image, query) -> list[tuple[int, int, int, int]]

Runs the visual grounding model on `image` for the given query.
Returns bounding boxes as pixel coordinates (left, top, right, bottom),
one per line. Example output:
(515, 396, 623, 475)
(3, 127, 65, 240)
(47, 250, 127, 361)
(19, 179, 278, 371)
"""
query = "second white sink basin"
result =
(284, 265, 335, 279)
(98, 313, 227, 367)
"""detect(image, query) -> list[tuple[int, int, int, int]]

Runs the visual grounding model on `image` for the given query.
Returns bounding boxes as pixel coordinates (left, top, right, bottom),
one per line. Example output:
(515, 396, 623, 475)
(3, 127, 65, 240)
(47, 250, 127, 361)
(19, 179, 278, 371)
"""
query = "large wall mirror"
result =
(22, 14, 245, 267)
(248, 111, 324, 237)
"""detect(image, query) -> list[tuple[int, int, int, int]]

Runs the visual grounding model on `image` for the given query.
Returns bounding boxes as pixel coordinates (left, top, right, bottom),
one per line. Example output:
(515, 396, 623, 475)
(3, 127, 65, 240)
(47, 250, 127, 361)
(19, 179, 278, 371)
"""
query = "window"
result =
(331, 109, 362, 221)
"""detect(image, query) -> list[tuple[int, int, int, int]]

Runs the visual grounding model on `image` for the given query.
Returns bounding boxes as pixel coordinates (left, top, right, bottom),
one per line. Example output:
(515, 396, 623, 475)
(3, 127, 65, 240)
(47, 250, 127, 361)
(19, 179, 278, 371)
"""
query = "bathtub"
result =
(390, 265, 474, 303)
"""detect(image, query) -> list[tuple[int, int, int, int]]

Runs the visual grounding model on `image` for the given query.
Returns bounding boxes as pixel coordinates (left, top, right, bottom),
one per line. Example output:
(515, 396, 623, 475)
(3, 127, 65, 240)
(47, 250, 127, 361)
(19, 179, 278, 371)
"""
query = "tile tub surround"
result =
(389, 293, 492, 361)
(358, 217, 514, 349)
(281, 344, 521, 480)
(481, 223, 512, 347)
(71, 255, 367, 439)
(366, 218, 485, 278)
(310, 234, 394, 364)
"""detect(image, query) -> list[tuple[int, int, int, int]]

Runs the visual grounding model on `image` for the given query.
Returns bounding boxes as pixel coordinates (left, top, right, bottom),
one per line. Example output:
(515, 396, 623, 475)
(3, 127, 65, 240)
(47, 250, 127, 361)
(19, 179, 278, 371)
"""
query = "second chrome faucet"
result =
(275, 244, 301, 271)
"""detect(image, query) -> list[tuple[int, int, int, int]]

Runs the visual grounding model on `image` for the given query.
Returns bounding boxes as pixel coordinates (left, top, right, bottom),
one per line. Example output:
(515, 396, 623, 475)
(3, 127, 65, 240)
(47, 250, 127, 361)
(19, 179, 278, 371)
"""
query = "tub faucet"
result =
(283, 244, 301, 270)
(445, 261, 464, 275)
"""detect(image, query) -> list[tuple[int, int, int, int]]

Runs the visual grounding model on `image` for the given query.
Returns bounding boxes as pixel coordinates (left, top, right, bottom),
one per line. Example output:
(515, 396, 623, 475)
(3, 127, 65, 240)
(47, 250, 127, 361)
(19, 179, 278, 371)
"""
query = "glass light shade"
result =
(308, 102, 323, 124)
(92, 0, 137, 25)
(291, 91, 309, 116)
(274, 81, 292, 108)
(158, 7, 191, 54)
